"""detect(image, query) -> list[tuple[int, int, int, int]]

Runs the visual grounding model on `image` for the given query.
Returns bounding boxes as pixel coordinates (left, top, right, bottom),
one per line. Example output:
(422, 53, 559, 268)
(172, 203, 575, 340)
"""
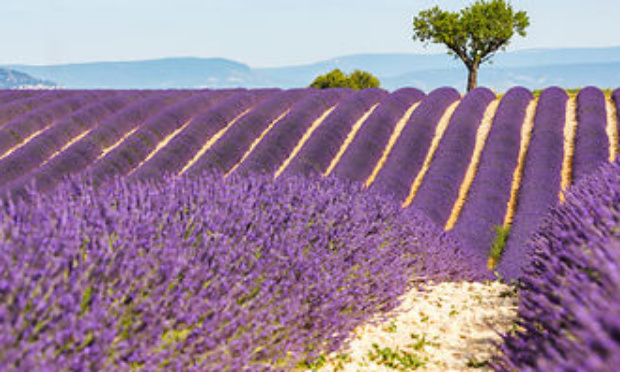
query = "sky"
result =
(1, 0, 619, 67)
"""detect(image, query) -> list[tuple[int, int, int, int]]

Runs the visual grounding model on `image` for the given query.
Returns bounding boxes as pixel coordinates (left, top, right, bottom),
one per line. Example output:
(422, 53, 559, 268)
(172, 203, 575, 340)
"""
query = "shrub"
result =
(310, 69, 380, 90)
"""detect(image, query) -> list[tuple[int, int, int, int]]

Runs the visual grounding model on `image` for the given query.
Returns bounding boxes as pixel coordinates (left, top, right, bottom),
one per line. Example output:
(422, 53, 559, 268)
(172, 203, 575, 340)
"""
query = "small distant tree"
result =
(310, 69, 349, 89)
(412, 0, 529, 91)
(348, 70, 381, 90)
(310, 69, 380, 90)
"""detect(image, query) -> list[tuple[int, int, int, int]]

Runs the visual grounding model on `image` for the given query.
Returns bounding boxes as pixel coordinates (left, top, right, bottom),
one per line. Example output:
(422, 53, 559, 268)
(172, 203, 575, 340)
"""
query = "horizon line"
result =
(3, 44, 620, 69)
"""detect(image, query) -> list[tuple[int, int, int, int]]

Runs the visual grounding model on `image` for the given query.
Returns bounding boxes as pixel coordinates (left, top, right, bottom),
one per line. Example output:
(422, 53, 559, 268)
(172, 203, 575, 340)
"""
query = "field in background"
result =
(0, 86, 618, 274)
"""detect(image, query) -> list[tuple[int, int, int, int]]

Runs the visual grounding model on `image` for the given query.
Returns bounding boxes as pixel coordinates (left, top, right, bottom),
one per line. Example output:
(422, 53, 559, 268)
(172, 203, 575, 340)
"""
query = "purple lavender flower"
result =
(281, 88, 388, 178)
(86, 90, 239, 186)
(0, 90, 74, 129)
(330, 87, 425, 183)
(0, 91, 106, 156)
(494, 160, 620, 372)
(0, 95, 134, 188)
(231, 88, 352, 177)
(498, 87, 568, 280)
(408, 87, 495, 226)
(611, 88, 620, 160)
(127, 90, 277, 182)
(370, 87, 460, 203)
(572, 86, 609, 181)
(0, 173, 481, 371)
(183, 89, 312, 177)
(1, 91, 188, 199)
(450, 87, 532, 264)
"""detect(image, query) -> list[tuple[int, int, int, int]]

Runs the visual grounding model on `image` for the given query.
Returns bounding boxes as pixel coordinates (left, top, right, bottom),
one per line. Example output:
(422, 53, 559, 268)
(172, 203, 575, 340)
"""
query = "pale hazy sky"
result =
(2, 0, 619, 67)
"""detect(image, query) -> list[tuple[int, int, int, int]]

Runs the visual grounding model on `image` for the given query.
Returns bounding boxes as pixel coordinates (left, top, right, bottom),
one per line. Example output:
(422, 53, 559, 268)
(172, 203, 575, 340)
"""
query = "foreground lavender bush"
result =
(494, 161, 620, 372)
(0, 174, 481, 371)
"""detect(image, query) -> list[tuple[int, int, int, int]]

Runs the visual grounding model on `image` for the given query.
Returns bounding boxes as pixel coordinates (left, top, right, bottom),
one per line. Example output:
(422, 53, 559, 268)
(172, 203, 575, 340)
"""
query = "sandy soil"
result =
(445, 99, 500, 230)
(503, 98, 537, 227)
(365, 102, 421, 187)
(313, 281, 519, 372)
(402, 100, 460, 208)
(560, 96, 578, 203)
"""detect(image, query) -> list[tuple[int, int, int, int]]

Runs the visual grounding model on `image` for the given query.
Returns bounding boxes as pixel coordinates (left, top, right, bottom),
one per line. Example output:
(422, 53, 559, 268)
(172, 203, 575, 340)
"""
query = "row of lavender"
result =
(498, 87, 613, 279)
(1, 87, 620, 277)
(493, 89, 620, 372)
(0, 174, 481, 371)
(494, 160, 620, 371)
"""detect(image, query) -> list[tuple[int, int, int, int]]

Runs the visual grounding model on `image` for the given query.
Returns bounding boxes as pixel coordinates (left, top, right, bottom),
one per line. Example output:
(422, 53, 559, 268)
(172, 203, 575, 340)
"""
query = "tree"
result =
(310, 69, 349, 89)
(348, 70, 381, 90)
(412, 0, 529, 91)
(310, 69, 380, 90)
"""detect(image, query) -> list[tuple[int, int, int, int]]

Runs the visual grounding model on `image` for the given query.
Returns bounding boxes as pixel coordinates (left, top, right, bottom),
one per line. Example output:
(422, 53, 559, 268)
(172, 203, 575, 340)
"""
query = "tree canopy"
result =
(310, 69, 380, 90)
(413, 0, 529, 91)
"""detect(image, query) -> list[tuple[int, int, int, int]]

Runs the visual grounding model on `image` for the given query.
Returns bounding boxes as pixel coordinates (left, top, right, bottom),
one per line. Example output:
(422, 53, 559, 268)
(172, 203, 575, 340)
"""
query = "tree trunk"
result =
(467, 67, 478, 92)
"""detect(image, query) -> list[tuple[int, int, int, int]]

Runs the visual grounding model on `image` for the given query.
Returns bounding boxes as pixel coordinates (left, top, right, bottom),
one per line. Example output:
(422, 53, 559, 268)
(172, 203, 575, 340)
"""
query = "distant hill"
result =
(384, 61, 620, 92)
(4, 46, 620, 91)
(0, 68, 57, 89)
(8, 58, 261, 89)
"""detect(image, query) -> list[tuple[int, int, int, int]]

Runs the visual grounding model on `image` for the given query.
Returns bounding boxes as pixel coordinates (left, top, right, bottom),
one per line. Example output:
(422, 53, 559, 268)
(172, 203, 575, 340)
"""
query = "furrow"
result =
(365, 102, 420, 188)
(323, 104, 378, 177)
(498, 87, 567, 280)
(179, 108, 253, 176)
(560, 95, 578, 203)
(129, 119, 193, 176)
(39, 128, 94, 168)
(401, 101, 459, 208)
(503, 99, 538, 227)
(274, 106, 336, 179)
(606, 95, 619, 162)
(225, 109, 290, 178)
(98, 127, 140, 161)
(445, 99, 500, 231)
(0, 126, 49, 161)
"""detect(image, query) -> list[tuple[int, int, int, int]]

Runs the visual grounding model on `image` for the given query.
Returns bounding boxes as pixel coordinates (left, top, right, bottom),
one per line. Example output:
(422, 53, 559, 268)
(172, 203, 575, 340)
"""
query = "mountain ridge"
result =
(0, 68, 58, 89)
(3, 46, 620, 91)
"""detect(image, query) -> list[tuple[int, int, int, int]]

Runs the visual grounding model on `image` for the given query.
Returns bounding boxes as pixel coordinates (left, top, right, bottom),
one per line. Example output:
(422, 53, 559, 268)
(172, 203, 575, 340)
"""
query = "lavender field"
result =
(1, 87, 620, 370)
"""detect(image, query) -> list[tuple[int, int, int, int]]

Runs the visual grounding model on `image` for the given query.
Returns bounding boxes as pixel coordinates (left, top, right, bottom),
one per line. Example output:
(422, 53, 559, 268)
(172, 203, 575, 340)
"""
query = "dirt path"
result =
(313, 281, 518, 372)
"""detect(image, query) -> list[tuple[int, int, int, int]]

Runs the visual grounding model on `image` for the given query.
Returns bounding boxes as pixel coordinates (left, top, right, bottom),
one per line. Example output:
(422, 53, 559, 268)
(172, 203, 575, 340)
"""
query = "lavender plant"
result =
(183, 89, 311, 177)
(0, 174, 481, 371)
(281, 88, 388, 178)
(127, 89, 276, 182)
(0, 91, 105, 156)
(0, 95, 134, 188)
(1, 92, 187, 200)
(87, 90, 238, 185)
(0, 91, 26, 107)
(0, 91, 43, 114)
(572, 86, 609, 181)
(498, 87, 567, 280)
(231, 88, 352, 177)
(450, 87, 532, 264)
(494, 160, 620, 372)
(330, 88, 425, 183)
(0, 90, 73, 129)
(409, 87, 495, 226)
(370, 87, 461, 203)
(612, 88, 620, 156)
